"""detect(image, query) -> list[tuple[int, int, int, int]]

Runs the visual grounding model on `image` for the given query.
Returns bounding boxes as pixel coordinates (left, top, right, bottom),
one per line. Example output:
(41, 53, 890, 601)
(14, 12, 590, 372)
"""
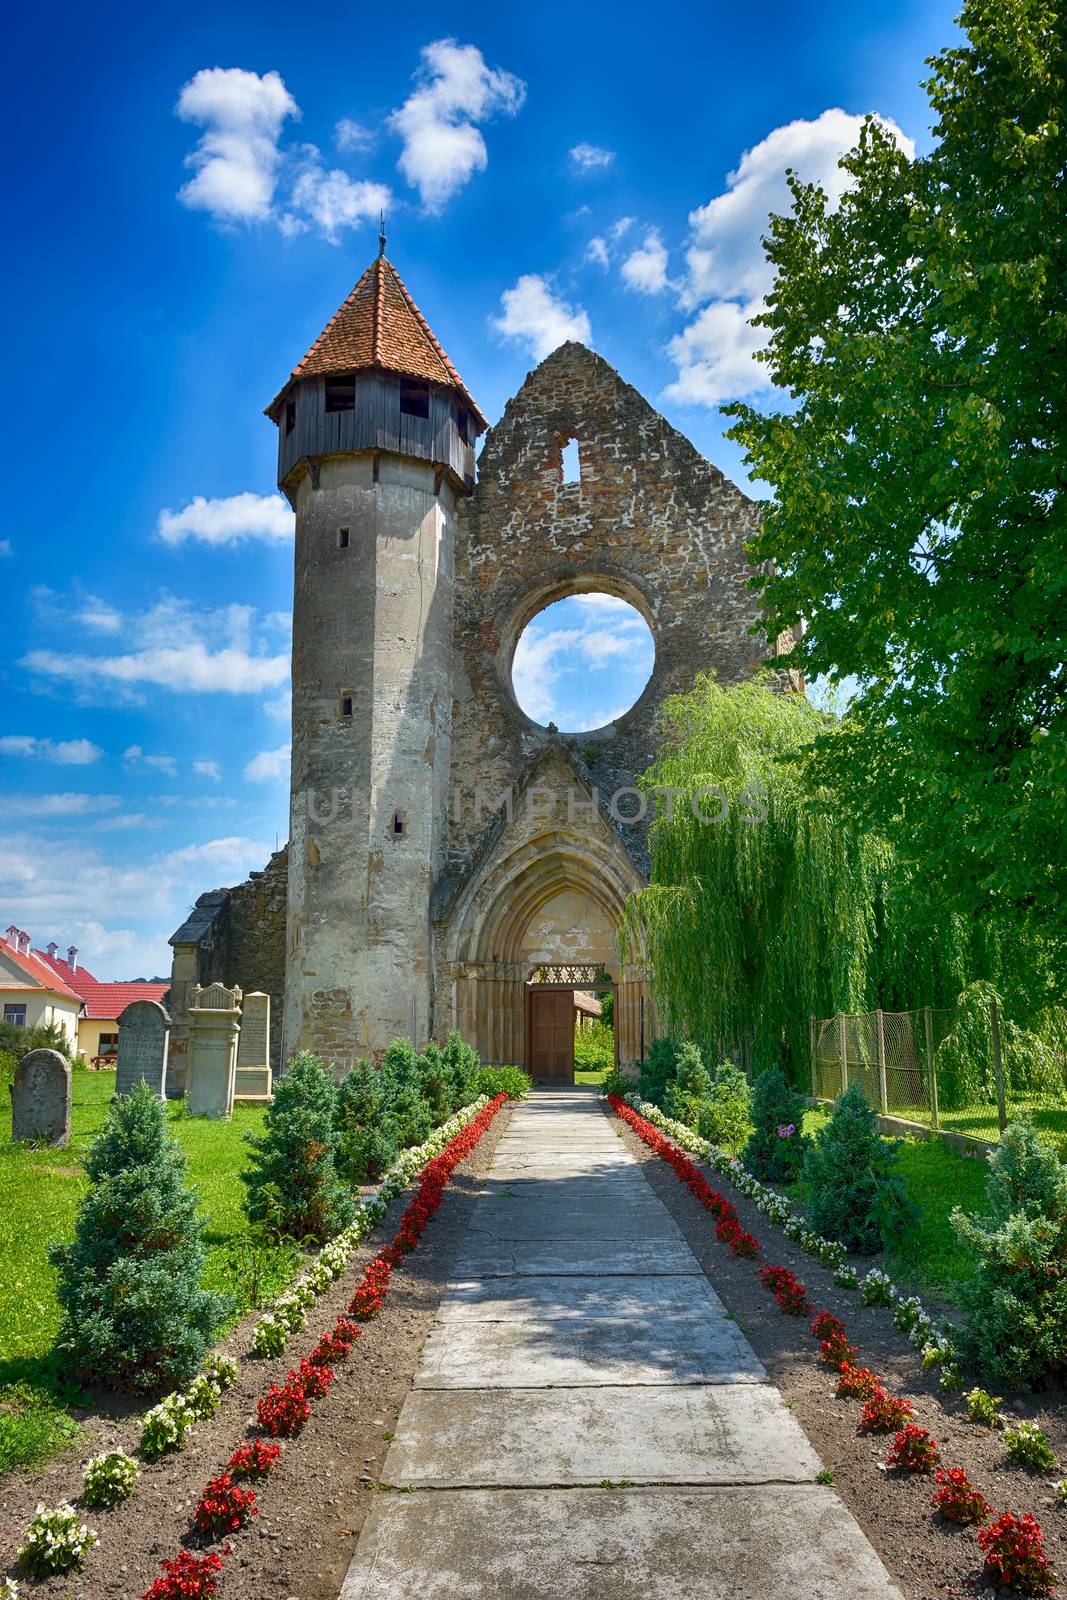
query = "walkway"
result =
(339, 1089, 901, 1599)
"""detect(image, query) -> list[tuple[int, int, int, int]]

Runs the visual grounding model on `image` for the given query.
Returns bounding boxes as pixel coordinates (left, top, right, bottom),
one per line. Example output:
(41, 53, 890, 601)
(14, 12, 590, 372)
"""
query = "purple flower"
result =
(776, 1123, 796, 1139)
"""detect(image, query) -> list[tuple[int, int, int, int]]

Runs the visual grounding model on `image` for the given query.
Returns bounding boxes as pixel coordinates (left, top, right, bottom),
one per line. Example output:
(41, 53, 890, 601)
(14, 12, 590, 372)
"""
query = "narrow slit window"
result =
(560, 438, 581, 483)
(325, 375, 356, 413)
(341, 695, 353, 717)
(400, 381, 430, 419)
(392, 810, 406, 836)
(285, 399, 296, 435)
(339, 527, 350, 549)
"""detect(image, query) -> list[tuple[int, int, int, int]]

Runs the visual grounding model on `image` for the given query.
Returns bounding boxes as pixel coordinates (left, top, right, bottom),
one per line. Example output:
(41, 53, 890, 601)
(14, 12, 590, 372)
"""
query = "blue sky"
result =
(1, 0, 959, 977)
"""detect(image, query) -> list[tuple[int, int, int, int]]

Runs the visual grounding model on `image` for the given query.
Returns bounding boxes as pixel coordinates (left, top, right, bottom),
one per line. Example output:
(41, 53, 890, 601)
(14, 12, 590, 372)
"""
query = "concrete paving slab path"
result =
(339, 1086, 901, 1600)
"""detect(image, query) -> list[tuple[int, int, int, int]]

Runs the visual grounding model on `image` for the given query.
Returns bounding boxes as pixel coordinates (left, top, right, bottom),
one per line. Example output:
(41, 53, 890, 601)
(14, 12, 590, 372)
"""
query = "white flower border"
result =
(621, 1092, 960, 1386)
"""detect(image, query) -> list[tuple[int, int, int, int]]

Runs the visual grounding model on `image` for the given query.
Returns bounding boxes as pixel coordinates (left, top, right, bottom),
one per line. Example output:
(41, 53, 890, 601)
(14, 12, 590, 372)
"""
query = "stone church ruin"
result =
(168, 242, 792, 1083)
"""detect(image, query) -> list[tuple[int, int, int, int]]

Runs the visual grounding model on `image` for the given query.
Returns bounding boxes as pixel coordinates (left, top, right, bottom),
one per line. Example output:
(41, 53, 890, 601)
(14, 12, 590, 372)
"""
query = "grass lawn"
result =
(575, 1068, 608, 1085)
(0, 1070, 292, 1473)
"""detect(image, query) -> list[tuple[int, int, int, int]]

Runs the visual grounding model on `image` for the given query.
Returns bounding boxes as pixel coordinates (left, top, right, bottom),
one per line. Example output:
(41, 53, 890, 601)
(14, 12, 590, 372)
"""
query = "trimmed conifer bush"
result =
(952, 1121, 1067, 1389)
(741, 1065, 808, 1181)
(380, 1038, 433, 1148)
(49, 1082, 229, 1391)
(698, 1060, 752, 1152)
(416, 1040, 452, 1126)
(335, 1060, 398, 1185)
(242, 1052, 354, 1242)
(443, 1030, 480, 1110)
(664, 1041, 712, 1129)
(803, 1082, 917, 1254)
(638, 1035, 682, 1108)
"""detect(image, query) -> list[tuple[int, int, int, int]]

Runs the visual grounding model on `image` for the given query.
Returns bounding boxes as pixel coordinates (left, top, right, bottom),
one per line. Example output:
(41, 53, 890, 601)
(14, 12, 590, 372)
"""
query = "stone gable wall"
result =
(199, 846, 289, 1066)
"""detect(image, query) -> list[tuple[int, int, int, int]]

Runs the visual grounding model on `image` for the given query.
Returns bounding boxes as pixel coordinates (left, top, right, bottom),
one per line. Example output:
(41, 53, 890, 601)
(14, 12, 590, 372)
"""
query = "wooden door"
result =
(527, 990, 575, 1082)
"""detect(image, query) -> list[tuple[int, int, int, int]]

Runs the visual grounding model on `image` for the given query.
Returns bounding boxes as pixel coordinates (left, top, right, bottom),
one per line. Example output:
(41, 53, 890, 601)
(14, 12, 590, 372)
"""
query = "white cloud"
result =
(0, 736, 103, 765)
(77, 596, 123, 634)
(335, 118, 374, 153)
(124, 745, 179, 779)
(287, 150, 391, 243)
(176, 67, 299, 225)
(263, 688, 292, 722)
(668, 108, 914, 406)
(157, 491, 293, 547)
(621, 229, 670, 294)
(5, 793, 121, 817)
(610, 217, 635, 242)
(194, 760, 222, 781)
(512, 628, 582, 723)
(390, 39, 525, 212)
(491, 275, 592, 361)
(585, 236, 610, 269)
(244, 743, 290, 782)
(0, 539, 11, 557)
(569, 143, 615, 172)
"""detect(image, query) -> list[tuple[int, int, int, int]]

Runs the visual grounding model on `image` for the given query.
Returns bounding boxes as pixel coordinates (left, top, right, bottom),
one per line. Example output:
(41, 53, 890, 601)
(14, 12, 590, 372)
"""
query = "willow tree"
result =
(623, 675, 966, 1078)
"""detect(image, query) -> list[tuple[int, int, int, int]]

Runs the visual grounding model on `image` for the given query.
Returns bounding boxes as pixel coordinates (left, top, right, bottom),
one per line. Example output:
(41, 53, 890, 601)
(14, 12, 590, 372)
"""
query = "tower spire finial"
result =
(378, 212, 387, 258)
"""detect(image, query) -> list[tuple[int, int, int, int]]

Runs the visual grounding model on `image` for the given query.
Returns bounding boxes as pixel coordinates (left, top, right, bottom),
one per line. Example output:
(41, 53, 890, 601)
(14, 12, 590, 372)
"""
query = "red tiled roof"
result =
(34, 950, 167, 1020)
(267, 254, 486, 427)
(0, 940, 83, 1003)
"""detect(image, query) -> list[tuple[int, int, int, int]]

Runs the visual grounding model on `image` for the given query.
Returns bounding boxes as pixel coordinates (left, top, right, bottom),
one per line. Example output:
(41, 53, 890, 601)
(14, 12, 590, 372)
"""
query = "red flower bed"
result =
(759, 1264, 811, 1316)
(820, 1332, 858, 1367)
(296, 1356, 333, 1399)
(350, 1255, 393, 1320)
(886, 1424, 940, 1473)
(256, 1376, 310, 1437)
(931, 1467, 991, 1526)
(858, 1387, 914, 1434)
(308, 1321, 358, 1366)
(977, 1512, 1057, 1596)
(194, 1472, 258, 1537)
(227, 1439, 281, 1481)
(143, 1550, 225, 1599)
(837, 1362, 880, 1400)
(811, 1310, 846, 1342)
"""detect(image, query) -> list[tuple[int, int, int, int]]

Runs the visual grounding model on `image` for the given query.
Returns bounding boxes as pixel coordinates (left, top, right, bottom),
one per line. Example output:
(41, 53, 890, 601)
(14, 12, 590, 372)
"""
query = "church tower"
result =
(267, 237, 486, 1067)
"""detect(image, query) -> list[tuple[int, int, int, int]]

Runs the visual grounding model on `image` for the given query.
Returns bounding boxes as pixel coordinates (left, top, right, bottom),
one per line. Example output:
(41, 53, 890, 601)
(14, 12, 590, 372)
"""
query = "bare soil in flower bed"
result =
(613, 1108, 1067, 1600)
(0, 1102, 512, 1600)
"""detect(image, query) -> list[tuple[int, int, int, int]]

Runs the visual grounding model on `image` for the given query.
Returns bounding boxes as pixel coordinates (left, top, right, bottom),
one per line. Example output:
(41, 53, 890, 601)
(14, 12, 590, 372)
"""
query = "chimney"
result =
(46, 941, 58, 958)
(3, 925, 17, 946)
(17, 931, 31, 956)
(67, 945, 78, 971)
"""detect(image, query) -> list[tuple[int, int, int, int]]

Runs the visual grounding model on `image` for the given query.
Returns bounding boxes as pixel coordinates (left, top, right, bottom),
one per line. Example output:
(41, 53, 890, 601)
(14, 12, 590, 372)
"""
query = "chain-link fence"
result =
(810, 999, 1067, 1147)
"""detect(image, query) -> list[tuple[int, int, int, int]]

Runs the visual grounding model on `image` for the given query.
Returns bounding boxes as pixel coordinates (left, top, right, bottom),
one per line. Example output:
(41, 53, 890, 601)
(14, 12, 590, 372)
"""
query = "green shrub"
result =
(49, 1083, 229, 1391)
(697, 1061, 752, 1152)
(242, 1052, 354, 1243)
(380, 1039, 434, 1148)
(664, 1041, 712, 1129)
(600, 1065, 635, 1099)
(475, 1065, 531, 1100)
(335, 1060, 398, 1184)
(965, 1387, 1003, 1427)
(574, 1019, 615, 1074)
(637, 1036, 682, 1108)
(803, 1083, 918, 1254)
(1003, 1422, 1057, 1472)
(443, 1031, 481, 1109)
(742, 1066, 809, 1181)
(416, 1040, 453, 1126)
(952, 1121, 1067, 1389)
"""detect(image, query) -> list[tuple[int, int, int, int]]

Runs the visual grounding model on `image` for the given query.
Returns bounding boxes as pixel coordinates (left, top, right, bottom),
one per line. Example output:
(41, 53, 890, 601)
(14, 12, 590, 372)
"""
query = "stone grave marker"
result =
(10, 1048, 71, 1146)
(115, 999, 171, 1098)
(235, 991, 272, 1101)
(186, 984, 242, 1120)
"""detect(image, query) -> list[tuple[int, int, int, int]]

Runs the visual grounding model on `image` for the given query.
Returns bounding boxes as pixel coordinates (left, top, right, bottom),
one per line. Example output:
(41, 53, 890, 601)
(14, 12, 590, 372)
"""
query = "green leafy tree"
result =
(574, 1019, 616, 1074)
(664, 1041, 712, 1129)
(742, 1066, 808, 1181)
(952, 1121, 1067, 1388)
(803, 1083, 918, 1254)
(638, 1036, 683, 1108)
(380, 1038, 433, 1148)
(242, 1052, 354, 1242)
(697, 1061, 753, 1152)
(726, 0, 1067, 955)
(335, 1060, 398, 1184)
(49, 1082, 229, 1391)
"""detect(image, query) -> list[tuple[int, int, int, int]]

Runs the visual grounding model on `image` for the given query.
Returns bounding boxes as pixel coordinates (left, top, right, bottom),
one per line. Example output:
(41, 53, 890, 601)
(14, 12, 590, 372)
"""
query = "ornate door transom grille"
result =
(528, 963, 611, 987)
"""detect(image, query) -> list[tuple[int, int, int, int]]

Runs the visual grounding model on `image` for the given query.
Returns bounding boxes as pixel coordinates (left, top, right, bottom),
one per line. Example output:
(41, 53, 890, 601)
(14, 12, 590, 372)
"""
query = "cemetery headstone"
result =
(235, 991, 272, 1101)
(115, 999, 171, 1098)
(10, 1048, 71, 1146)
(186, 984, 242, 1120)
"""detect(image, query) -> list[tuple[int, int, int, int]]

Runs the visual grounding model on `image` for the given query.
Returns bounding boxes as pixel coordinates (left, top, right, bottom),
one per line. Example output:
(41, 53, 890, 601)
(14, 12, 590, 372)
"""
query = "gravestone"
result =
(10, 1049, 71, 1146)
(186, 984, 242, 1120)
(235, 991, 272, 1101)
(115, 999, 171, 1098)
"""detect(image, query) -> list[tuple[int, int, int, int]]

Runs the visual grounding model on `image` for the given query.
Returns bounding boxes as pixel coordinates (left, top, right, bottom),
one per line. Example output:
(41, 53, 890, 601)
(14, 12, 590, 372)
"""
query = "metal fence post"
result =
(924, 1005, 939, 1131)
(809, 1015, 817, 1097)
(990, 996, 1008, 1134)
(838, 1011, 848, 1096)
(875, 1007, 888, 1113)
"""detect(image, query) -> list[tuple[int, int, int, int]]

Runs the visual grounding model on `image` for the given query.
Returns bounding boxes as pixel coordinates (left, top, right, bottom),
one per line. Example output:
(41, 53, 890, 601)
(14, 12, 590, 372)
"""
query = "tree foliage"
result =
(50, 1082, 229, 1391)
(803, 1083, 918, 1254)
(242, 1052, 355, 1243)
(726, 0, 1066, 954)
(742, 1066, 808, 1181)
(335, 1060, 398, 1184)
